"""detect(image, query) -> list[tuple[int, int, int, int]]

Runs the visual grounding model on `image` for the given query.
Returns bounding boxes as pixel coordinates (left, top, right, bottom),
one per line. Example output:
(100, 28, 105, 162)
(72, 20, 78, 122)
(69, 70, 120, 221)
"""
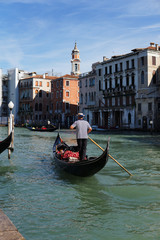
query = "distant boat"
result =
(26, 125, 57, 132)
(53, 133, 110, 177)
(0, 132, 12, 154)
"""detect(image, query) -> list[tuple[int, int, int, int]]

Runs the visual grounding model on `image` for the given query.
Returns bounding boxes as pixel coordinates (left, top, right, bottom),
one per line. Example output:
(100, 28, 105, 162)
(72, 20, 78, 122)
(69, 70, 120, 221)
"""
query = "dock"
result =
(0, 209, 25, 240)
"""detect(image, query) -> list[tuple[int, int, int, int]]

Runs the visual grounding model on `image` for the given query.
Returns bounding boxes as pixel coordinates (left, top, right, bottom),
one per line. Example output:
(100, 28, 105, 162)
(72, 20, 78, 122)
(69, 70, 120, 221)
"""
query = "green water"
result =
(0, 127, 160, 240)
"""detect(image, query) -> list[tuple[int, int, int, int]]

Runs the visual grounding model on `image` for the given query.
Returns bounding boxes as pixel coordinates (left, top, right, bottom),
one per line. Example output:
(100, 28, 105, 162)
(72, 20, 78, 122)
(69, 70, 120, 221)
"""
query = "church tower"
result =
(71, 42, 80, 75)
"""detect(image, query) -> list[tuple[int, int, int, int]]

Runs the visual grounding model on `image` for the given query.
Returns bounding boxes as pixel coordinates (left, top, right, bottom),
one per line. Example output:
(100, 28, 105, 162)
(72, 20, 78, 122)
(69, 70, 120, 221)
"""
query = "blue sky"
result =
(0, 0, 160, 75)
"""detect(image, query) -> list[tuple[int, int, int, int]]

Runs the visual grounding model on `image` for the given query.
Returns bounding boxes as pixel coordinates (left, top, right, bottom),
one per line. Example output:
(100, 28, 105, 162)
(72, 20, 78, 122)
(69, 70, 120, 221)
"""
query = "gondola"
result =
(0, 132, 12, 154)
(26, 125, 57, 132)
(53, 133, 110, 177)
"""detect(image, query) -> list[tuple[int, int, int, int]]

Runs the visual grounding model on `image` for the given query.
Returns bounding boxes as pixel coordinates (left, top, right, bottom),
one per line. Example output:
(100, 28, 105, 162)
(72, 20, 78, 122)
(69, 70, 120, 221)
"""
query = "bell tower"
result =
(71, 42, 80, 75)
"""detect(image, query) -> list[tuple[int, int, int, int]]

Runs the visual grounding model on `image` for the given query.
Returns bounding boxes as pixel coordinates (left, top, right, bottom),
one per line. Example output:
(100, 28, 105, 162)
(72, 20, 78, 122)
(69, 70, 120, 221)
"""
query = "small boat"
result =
(0, 132, 12, 154)
(26, 125, 57, 132)
(53, 133, 110, 177)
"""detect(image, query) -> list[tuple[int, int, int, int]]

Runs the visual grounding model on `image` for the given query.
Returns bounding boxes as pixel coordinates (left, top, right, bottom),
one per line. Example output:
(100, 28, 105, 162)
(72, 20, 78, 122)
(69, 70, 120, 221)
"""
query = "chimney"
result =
(155, 44, 159, 50)
(150, 42, 155, 47)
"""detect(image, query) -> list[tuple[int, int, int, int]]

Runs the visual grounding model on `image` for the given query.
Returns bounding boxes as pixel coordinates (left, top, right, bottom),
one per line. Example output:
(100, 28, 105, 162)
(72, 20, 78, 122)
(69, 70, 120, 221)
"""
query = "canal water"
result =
(0, 127, 160, 240)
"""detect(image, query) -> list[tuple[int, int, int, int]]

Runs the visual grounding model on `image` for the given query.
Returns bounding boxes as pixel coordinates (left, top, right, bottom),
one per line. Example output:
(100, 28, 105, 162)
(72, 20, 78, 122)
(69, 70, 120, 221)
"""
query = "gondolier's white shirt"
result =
(71, 120, 91, 139)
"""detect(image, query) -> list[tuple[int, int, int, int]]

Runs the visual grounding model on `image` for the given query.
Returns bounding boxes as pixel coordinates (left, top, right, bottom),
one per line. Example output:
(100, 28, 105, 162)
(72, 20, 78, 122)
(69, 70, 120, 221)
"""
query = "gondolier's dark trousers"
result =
(77, 139, 87, 161)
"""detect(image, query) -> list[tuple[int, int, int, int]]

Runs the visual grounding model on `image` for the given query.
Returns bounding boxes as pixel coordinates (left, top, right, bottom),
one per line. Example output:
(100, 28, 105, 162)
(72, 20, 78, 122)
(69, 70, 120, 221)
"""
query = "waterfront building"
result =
(78, 62, 101, 125)
(79, 42, 160, 131)
(19, 73, 57, 125)
(0, 68, 28, 124)
(51, 74, 79, 128)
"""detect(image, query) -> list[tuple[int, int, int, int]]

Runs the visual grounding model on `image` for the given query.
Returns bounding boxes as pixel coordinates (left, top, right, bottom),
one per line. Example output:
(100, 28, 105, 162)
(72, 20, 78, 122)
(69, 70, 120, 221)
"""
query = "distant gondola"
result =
(53, 133, 110, 177)
(0, 132, 12, 154)
(26, 125, 57, 132)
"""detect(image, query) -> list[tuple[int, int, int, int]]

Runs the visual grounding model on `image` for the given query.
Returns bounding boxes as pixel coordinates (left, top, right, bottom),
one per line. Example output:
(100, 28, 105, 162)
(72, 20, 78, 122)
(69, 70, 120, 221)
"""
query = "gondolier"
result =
(70, 113, 92, 161)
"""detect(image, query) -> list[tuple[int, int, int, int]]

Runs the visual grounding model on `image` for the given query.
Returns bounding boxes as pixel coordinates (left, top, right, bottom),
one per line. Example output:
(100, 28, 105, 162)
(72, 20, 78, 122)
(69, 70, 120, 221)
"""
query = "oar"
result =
(88, 136, 133, 176)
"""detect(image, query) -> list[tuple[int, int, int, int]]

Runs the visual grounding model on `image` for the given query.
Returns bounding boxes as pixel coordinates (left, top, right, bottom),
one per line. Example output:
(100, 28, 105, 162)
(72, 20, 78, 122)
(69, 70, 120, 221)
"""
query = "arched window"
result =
(128, 113, 131, 124)
(35, 103, 38, 111)
(141, 71, 144, 84)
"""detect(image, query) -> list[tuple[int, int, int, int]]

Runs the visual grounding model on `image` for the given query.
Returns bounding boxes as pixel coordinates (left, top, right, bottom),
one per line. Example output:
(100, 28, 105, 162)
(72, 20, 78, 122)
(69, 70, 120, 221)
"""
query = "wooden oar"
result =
(88, 136, 133, 176)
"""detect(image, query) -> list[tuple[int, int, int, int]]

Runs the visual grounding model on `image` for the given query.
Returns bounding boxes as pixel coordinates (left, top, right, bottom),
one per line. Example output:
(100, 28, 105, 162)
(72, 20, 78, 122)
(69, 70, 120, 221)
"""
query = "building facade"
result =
(78, 62, 102, 125)
(79, 43, 160, 131)
(51, 74, 79, 128)
(19, 73, 57, 125)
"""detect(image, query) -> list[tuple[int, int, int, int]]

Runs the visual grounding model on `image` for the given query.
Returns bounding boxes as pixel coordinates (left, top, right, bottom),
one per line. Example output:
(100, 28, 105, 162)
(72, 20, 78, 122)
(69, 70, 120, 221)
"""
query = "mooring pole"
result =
(8, 101, 14, 159)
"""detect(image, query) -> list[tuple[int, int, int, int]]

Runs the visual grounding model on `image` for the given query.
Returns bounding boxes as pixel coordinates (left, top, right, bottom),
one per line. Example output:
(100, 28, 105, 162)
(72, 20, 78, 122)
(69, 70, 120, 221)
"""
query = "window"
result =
(115, 64, 118, 72)
(148, 102, 152, 111)
(131, 59, 134, 68)
(120, 76, 123, 87)
(40, 81, 42, 86)
(141, 71, 144, 84)
(35, 81, 38, 86)
(109, 66, 112, 74)
(46, 92, 49, 97)
(126, 74, 129, 86)
(152, 56, 156, 65)
(128, 113, 131, 124)
(65, 102, 70, 111)
(66, 91, 70, 97)
(66, 80, 70, 86)
(56, 81, 59, 88)
(105, 67, 107, 75)
(47, 82, 49, 87)
(89, 78, 95, 87)
(35, 90, 38, 95)
(56, 91, 59, 98)
(138, 119, 141, 126)
(80, 94, 83, 104)
(152, 70, 156, 84)
(85, 93, 87, 104)
(115, 77, 118, 87)
(141, 57, 144, 66)
(109, 78, 112, 88)
(132, 73, 135, 85)
(126, 61, 129, 69)
(39, 90, 42, 98)
(99, 80, 101, 90)
(39, 103, 42, 111)
(85, 79, 88, 87)
(138, 103, 141, 111)
(120, 62, 123, 71)
(98, 69, 101, 76)
(35, 103, 38, 111)
(75, 64, 78, 72)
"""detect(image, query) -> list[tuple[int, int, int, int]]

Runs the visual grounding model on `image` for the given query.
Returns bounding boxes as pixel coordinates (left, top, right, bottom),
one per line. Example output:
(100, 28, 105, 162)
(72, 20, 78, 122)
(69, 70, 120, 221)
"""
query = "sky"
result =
(0, 0, 160, 76)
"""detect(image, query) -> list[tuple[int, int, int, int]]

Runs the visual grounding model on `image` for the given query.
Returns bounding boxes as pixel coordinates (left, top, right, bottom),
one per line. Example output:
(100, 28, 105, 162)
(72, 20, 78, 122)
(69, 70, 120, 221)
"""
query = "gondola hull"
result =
(0, 132, 12, 154)
(26, 126, 57, 132)
(53, 133, 110, 177)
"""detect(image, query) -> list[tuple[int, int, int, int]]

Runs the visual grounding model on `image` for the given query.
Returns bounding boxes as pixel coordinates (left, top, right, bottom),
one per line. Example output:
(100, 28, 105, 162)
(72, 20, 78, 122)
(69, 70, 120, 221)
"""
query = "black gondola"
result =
(26, 125, 57, 132)
(0, 132, 12, 154)
(53, 133, 110, 177)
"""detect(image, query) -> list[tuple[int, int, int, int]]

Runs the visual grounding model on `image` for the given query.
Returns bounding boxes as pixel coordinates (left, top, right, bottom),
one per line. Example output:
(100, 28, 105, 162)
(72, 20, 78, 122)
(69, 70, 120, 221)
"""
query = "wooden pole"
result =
(88, 136, 133, 176)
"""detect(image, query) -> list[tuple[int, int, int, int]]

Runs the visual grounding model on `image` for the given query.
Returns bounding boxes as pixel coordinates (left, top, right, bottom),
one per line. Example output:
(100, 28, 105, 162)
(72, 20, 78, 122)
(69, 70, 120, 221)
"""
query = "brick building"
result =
(51, 74, 79, 128)
(19, 73, 57, 125)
